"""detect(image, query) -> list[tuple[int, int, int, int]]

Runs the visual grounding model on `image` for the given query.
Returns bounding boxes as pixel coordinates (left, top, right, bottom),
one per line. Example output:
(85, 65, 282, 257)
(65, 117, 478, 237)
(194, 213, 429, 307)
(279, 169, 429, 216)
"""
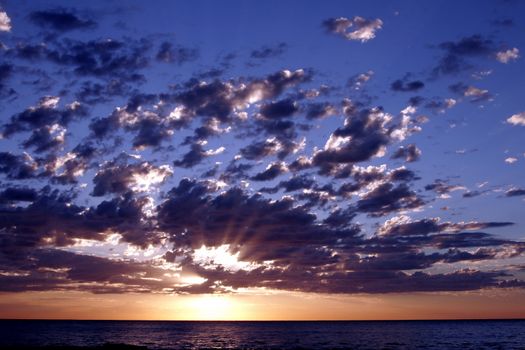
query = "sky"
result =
(0, 0, 525, 320)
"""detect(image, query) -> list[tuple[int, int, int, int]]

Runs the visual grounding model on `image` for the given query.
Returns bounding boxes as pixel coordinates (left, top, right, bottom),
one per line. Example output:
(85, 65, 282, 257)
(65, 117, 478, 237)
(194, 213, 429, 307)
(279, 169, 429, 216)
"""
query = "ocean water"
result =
(0, 320, 524, 349)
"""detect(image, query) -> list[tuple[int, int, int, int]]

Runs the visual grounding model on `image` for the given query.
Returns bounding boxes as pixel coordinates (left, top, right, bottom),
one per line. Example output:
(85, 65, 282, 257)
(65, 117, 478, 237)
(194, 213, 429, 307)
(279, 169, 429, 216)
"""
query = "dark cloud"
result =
(0, 187, 38, 203)
(425, 179, 464, 196)
(156, 42, 199, 64)
(240, 138, 283, 160)
(23, 125, 66, 153)
(304, 102, 337, 120)
(449, 82, 493, 102)
(29, 9, 96, 32)
(0, 15, 523, 298)
(312, 107, 393, 169)
(355, 182, 424, 217)
(379, 217, 513, 237)
(0, 188, 158, 253)
(251, 162, 287, 181)
(391, 144, 421, 162)
(173, 143, 209, 168)
(89, 93, 186, 148)
(222, 161, 254, 181)
(157, 179, 360, 263)
(12, 38, 150, 80)
(388, 167, 419, 182)
(491, 18, 514, 27)
(250, 42, 287, 59)
(462, 190, 485, 198)
(423, 97, 457, 113)
(0, 248, 176, 293)
(433, 35, 496, 75)
(0, 63, 15, 98)
(75, 79, 129, 104)
(259, 98, 298, 119)
(391, 79, 425, 92)
(506, 188, 525, 197)
(174, 69, 310, 122)
(278, 175, 316, 192)
(0, 176, 522, 294)
(0, 152, 38, 180)
(92, 159, 171, 196)
(50, 142, 97, 184)
(2, 96, 87, 137)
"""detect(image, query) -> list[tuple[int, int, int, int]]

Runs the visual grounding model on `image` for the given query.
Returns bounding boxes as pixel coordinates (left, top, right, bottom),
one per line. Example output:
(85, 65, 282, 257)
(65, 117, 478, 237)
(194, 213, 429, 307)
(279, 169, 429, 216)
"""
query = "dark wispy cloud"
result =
(29, 9, 96, 32)
(250, 42, 287, 59)
(156, 41, 199, 64)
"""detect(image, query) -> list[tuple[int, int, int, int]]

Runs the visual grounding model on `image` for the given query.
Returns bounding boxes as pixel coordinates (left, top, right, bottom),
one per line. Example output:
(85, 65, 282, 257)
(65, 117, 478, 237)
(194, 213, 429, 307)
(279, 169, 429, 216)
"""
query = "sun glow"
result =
(186, 294, 235, 320)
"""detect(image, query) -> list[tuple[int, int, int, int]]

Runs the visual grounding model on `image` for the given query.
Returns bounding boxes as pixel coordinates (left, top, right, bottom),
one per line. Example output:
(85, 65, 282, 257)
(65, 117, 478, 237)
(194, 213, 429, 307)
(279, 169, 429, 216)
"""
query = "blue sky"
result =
(0, 0, 524, 301)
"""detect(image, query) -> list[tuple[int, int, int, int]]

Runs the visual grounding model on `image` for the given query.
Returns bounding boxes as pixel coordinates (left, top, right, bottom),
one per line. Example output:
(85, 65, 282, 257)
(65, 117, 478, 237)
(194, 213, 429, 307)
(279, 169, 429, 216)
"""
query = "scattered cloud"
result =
(496, 48, 519, 63)
(323, 16, 383, 42)
(0, 9, 11, 32)
(507, 112, 525, 126)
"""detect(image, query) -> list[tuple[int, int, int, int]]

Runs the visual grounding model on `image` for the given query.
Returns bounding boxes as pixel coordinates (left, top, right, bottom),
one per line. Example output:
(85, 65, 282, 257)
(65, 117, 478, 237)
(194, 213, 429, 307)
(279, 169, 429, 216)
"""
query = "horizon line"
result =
(2, 318, 524, 322)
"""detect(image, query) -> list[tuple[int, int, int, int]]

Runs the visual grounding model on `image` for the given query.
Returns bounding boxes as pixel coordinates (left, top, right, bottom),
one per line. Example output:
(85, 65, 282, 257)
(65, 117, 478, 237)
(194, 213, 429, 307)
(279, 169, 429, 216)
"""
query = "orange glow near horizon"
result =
(1, 289, 525, 321)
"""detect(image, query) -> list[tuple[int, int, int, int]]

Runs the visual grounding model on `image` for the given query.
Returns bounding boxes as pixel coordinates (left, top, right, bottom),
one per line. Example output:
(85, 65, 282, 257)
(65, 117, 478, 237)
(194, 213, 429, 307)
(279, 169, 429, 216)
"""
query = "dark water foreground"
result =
(0, 320, 524, 350)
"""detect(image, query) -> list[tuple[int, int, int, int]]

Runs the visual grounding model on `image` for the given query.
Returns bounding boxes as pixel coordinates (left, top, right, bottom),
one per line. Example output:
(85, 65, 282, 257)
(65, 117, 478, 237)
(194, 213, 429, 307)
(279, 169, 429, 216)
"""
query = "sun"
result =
(187, 294, 234, 320)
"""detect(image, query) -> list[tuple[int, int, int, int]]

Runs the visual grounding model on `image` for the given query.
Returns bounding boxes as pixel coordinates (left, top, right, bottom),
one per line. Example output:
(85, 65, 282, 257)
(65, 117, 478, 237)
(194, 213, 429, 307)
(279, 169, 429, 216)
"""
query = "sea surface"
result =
(0, 320, 524, 349)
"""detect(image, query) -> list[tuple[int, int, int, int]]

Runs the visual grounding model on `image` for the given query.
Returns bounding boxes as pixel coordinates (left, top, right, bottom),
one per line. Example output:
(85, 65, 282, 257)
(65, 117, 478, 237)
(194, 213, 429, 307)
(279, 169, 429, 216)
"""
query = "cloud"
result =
(23, 124, 67, 153)
(0, 18, 523, 297)
(433, 35, 495, 75)
(2, 96, 87, 138)
(323, 16, 383, 42)
(0, 152, 39, 179)
(491, 18, 514, 27)
(378, 215, 513, 237)
(0, 63, 15, 98)
(391, 144, 421, 162)
(355, 182, 424, 217)
(425, 179, 465, 198)
(391, 79, 425, 92)
(156, 42, 199, 64)
(507, 112, 525, 126)
(312, 106, 417, 170)
(449, 83, 493, 103)
(12, 38, 150, 80)
(49, 142, 97, 184)
(239, 137, 295, 160)
(251, 162, 287, 181)
(29, 9, 96, 32)
(0, 9, 11, 32)
(348, 70, 374, 90)
(0, 187, 158, 251)
(496, 48, 519, 63)
(259, 98, 298, 119)
(506, 188, 525, 197)
(92, 159, 172, 196)
(0, 187, 38, 204)
(173, 143, 211, 168)
(304, 102, 337, 120)
(423, 98, 457, 113)
(173, 69, 310, 123)
(250, 42, 287, 59)
(75, 80, 130, 104)
(0, 178, 522, 294)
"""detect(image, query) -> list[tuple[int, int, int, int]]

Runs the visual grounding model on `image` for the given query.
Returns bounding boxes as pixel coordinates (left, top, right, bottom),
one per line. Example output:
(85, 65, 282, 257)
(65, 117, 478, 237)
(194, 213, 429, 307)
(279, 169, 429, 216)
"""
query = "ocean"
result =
(0, 320, 524, 349)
